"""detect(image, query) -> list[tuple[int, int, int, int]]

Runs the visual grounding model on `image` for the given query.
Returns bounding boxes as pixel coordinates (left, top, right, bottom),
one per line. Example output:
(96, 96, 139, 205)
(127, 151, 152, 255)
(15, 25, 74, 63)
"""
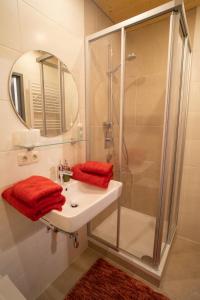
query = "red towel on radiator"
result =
(2, 187, 65, 221)
(72, 164, 113, 189)
(81, 161, 113, 176)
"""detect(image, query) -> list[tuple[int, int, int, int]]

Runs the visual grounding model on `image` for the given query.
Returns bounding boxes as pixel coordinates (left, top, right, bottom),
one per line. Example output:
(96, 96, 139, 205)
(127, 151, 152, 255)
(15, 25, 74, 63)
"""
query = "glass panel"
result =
(87, 31, 121, 247)
(119, 15, 170, 259)
(168, 42, 191, 241)
(161, 18, 185, 253)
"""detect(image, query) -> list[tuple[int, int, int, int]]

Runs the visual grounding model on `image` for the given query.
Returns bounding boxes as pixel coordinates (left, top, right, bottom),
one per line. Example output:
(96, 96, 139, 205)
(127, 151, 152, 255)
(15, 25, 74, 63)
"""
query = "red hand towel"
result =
(12, 176, 63, 207)
(81, 161, 113, 176)
(2, 187, 65, 221)
(72, 164, 113, 189)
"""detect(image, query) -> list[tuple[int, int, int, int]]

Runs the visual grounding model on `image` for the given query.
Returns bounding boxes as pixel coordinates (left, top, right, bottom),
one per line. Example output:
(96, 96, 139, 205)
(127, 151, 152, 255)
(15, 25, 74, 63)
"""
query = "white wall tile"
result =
(0, 0, 21, 50)
(0, 145, 65, 188)
(18, 0, 83, 71)
(22, 0, 84, 37)
(0, 46, 21, 100)
(0, 100, 25, 151)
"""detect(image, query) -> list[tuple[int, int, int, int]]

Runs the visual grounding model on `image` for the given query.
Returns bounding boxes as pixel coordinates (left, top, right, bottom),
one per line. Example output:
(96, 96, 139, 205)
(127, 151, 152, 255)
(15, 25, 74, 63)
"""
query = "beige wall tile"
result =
(84, 0, 112, 35)
(179, 167, 200, 243)
(125, 18, 169, 78)
(191, 7, 200, 50)
(89, 126, 107, 161)
(131, 185, 159, 216)
(135, 74, 166, 126)
(178, 6, 200, 244)
(186, 8, 197, 47)
(185, 112, 200, 140)
(124, 125, 163, 163)
(190, 50, 200, 82)
(184, 139, 200, 166)
(188, 82, 200, 113)
(124, 76, 137, 126)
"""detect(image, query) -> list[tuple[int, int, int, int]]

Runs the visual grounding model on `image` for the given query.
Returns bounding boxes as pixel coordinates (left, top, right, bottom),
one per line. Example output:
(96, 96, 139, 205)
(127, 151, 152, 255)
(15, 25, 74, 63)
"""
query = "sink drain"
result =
(71, 203, 79, 208)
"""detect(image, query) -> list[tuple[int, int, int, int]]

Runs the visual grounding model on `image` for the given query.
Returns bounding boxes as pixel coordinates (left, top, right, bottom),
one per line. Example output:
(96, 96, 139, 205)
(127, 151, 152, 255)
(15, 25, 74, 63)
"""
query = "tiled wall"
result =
(178, 7, 200, 244)
(0, 1, 87, 299)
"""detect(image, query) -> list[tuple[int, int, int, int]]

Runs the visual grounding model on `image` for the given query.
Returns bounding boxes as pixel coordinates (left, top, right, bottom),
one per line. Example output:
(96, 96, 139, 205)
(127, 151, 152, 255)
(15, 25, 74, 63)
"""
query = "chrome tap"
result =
(57, 161, 73, 184)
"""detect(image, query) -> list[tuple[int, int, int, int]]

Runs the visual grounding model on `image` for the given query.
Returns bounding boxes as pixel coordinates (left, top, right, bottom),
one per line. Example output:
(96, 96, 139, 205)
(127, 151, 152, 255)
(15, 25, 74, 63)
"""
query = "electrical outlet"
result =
(17, 150, 39, 166)
(31, 150, 39, 163)
(17, 152, 30, 166)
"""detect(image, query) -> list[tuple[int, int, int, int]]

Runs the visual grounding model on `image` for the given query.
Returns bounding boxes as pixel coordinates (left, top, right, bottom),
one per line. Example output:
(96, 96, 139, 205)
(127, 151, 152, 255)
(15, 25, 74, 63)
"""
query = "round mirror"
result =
(9, 50, 79, 137)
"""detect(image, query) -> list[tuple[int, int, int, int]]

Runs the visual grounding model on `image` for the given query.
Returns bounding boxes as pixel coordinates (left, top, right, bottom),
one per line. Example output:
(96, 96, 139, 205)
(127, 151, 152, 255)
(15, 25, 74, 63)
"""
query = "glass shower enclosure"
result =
(85, 1, 191, 268)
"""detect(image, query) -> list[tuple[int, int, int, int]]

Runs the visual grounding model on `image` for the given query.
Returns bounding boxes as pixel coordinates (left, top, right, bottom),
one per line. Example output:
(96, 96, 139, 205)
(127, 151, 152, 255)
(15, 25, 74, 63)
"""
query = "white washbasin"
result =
(41, 179, 122, 233)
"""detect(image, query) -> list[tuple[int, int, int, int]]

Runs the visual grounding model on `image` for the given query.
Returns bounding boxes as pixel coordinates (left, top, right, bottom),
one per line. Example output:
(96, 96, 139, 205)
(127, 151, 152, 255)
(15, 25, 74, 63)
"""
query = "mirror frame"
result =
(8, 50, 80, 136)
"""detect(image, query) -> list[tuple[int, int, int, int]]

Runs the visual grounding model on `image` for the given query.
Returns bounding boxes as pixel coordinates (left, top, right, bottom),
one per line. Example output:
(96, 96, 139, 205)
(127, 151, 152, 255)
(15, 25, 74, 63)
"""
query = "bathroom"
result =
(0, 0, 199, 299)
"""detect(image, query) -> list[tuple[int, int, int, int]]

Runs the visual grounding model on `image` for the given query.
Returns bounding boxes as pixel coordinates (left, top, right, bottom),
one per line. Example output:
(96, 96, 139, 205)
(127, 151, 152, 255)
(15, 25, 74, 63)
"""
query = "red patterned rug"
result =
(65, 258, 170, 300)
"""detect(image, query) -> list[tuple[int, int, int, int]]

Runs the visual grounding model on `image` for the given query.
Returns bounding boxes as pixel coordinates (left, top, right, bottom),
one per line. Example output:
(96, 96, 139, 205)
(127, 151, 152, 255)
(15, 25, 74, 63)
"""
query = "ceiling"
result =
(94, 0, 200, 23)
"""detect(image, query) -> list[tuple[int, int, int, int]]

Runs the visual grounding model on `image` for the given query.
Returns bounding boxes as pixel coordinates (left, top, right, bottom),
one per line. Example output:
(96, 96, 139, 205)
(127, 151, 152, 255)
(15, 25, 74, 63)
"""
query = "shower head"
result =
(126, 52, 136, 60)
(107, 52, 136, 74)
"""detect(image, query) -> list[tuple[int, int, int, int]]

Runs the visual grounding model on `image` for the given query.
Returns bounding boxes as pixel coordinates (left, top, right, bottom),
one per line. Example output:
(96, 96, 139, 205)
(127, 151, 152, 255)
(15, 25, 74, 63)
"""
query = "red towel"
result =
(72, 164, 113, 189)
(2, 186, 65, 221)
(12, 175, 63, 207)
(81, 161, 113, 176)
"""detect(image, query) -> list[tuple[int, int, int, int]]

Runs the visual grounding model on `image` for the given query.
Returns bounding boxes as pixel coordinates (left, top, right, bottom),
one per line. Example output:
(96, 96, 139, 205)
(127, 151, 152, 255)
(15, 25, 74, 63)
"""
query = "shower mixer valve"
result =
(103, 121, 113, 149)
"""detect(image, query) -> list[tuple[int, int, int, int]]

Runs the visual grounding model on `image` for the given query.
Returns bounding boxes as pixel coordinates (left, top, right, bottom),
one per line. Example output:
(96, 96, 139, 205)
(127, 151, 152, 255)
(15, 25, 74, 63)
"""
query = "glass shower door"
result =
(167, 39, 191, 243)
(119, 16, 171, 260)
(157, 15, 185, 261)
(87, 31, 121, 248)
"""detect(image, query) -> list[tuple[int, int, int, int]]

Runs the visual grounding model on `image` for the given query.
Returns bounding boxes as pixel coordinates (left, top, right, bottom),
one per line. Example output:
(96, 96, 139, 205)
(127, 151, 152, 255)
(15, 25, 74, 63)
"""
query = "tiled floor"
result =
(37, 236, 200, 300)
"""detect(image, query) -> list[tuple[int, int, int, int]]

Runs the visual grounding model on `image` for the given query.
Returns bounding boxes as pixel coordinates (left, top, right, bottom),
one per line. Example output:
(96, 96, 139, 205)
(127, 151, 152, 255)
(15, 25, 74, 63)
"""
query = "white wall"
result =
(0, 1, 87, 299)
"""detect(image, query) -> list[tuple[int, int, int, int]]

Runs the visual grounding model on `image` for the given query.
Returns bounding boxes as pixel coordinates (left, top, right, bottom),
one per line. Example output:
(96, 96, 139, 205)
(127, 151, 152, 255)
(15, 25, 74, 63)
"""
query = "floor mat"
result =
(65, 258, 170, 300)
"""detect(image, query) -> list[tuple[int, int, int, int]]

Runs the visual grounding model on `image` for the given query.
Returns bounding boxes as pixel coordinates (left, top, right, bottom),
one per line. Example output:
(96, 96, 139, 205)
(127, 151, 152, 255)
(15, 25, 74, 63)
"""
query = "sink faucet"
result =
(59, 170, 73, 184)
(58, 161, 73, 184)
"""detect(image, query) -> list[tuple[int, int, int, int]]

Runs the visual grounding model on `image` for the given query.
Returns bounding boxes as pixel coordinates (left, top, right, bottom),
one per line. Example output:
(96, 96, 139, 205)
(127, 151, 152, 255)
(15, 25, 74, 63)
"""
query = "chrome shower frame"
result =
(85, 0, 192, 269)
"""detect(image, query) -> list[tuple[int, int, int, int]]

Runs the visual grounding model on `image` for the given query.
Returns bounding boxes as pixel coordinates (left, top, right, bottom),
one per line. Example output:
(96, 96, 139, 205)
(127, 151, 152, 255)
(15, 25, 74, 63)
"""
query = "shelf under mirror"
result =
(14, 138, 86, 151)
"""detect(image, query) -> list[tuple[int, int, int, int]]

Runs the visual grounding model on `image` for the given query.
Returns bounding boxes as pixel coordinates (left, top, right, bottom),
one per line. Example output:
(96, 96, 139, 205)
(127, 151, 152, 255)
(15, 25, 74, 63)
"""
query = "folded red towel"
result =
(81, 161, 113, 176)
(72, 164, 113, 189)
(2, 187, 65, 221)
(12, 175, 63, 207)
